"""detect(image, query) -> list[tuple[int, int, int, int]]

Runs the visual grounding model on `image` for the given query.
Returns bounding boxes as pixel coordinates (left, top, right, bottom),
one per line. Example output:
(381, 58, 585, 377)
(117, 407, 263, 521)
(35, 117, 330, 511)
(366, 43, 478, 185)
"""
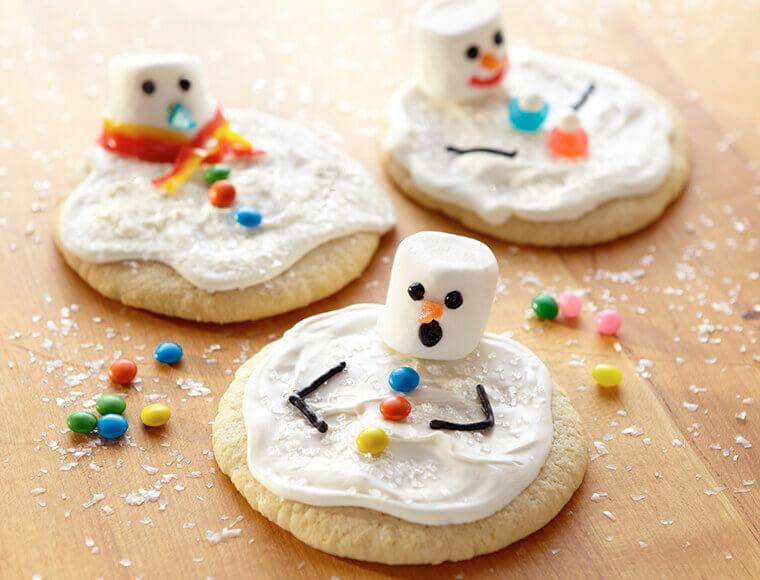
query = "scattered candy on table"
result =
(531, 294, 559, 320)
(356, 426, 389, 455)
(235, 206, 262, 228)
(595, 309, 622, 335)
(548, 112, 588, 158)
(558, 291, 582, 318)
(203, 163, 231, 185)
(380, 396, 412, 421)
(592, 364, 622, 388)
(95, 394, 126, 415)
(140, 403, 172, 427)
(508, 94, 549, 132)
(67, 411, 98, 434)
(208, 179, 236, 208)
(97, 413, 129, 439)
(388, 366, 420, 393)
(154, 341, 183, 365)
(108, 359, 137, 385)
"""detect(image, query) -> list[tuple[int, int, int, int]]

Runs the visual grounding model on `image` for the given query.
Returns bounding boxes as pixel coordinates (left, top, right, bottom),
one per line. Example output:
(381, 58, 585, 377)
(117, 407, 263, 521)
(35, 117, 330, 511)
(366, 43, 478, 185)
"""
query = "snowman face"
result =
(104, 53, 216, 136)
(376, 231, 498, 360)
(415, 0, 507, 102)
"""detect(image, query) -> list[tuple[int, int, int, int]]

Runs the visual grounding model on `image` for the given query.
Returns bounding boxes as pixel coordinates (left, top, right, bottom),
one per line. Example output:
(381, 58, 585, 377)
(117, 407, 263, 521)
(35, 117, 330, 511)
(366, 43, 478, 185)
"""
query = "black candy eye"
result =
(408, 283, 425, 301)
(444, 291, 463, 309)
(465, 45, 479, 60)
(178, 77, 191, 91)
(493, 30, 503, 45)
(141, 80, 156, 95)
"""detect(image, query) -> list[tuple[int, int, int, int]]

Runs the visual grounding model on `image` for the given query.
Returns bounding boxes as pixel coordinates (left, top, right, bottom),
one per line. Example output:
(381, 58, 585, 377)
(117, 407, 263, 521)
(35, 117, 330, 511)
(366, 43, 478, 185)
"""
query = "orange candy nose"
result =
(480, 52, 503, 71)
(418, 300, 444, 324)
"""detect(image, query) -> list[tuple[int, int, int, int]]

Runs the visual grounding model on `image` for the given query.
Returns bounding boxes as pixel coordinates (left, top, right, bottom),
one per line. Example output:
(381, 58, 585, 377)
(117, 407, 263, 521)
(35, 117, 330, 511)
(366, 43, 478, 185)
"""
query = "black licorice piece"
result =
(288, 361, 346, 433)
(571, 82, 596, 111)
(418, 320, 443, 347)
(429, 384, 495, 432)
(445, 145, 518, 158)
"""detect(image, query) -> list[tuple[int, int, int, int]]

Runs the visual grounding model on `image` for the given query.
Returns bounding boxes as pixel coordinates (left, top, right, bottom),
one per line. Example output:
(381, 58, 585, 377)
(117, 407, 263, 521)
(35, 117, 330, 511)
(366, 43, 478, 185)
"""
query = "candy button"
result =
(380, 396, 412, 421)
(95, 394, 126, 415)
(356, 426, 389, 455)
(558, 291, 582, 318)
(592, 364, 622, 388)
(154, 341, 183, 365)
(108, 359, 137, 385)
(595, 309, 622, 335)
(208, 180, 236, 208)
(140, 403, 171, 427)
(97, 414, 129, 439)
(531, 294, 559, 320)
(508, 94, 549, 132)
(388, 366, 420, 393)
(67, 411, 97, 434)
(203, 164, 231, 185)
(235, 206, 262, 228)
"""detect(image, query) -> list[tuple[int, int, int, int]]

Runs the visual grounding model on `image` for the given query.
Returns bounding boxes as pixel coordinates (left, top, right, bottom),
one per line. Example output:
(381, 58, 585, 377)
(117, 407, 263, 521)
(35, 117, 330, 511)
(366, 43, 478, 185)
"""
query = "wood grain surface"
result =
(1, 1, 759, 578)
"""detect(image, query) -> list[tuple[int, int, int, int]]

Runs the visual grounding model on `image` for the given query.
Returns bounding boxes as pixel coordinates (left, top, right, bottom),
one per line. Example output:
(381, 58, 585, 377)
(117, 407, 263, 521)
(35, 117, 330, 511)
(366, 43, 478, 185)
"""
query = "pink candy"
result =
(558, 291, 582, 318)
(595, 309, 622, 335)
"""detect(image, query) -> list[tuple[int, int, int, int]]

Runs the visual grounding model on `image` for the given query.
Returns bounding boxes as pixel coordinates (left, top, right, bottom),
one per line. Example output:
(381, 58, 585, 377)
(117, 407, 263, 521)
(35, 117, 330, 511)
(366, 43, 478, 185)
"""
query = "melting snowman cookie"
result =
(56, 52, 394, 323)
(383, 0, 689, 246)
(213, 231, 588, 564)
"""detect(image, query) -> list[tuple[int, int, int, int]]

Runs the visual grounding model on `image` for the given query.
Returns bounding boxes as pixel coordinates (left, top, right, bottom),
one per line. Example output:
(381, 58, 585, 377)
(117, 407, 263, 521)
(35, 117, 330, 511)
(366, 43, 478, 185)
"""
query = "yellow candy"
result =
(592, 364, 622, 388)
(356, 426, 389, 455)
(140, 403, 171, 427)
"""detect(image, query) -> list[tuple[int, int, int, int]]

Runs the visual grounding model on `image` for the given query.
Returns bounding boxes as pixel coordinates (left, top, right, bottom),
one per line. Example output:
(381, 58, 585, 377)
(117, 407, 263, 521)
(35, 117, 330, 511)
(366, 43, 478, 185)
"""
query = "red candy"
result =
(208, 180, 236, 208)
(108, 359, 137, 385)
(380, 396, 411, 421)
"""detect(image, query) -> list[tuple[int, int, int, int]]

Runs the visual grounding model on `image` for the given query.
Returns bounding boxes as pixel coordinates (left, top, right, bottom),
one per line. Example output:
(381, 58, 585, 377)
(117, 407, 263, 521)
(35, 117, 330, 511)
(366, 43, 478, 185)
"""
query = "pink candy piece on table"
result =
(558, 291, 582, 318)
(595, 309, 622, 335)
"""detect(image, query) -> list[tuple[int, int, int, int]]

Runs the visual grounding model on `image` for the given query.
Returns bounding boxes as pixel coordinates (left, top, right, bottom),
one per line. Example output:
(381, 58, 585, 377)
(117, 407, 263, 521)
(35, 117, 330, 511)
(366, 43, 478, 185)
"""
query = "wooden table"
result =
(2, 1, 759, 577)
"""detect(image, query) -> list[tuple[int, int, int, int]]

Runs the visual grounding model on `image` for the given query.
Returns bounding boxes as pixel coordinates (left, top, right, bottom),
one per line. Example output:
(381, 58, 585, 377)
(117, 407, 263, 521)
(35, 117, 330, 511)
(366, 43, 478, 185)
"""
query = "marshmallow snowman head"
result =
(377, 231, 498, 361)
(105, 52, 216, 136)
(415, 0, 507, 102)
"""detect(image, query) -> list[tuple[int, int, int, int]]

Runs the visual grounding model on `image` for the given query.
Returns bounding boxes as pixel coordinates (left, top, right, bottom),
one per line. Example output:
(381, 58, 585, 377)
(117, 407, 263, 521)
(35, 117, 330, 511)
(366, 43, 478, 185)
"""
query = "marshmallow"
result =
(558, 112, 581, 132)
(105, 52, 216, 135)
(519, 93, 545, 112)
(377, 231, 498, 360)
(415, 0, 506, 102)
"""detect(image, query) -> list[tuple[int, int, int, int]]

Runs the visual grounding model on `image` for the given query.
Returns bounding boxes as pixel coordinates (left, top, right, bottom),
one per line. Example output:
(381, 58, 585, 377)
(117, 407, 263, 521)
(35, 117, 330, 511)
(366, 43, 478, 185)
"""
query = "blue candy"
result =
(508, 97, 549, 132)
(388, 366, 420, 393)
(154, 341, 183, 365)
(235, 206, 262, 228)
(97, 414, 129, 439)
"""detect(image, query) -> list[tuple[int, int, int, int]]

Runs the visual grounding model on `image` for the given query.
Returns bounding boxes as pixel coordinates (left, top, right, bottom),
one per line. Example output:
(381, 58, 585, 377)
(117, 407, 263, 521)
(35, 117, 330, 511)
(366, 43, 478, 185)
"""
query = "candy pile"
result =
(204, 164, 262, 229)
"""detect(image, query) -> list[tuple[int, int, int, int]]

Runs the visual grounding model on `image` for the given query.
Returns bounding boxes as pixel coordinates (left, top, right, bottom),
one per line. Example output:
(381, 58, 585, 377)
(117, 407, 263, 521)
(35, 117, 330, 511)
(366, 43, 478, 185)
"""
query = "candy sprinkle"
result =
(108, 359, 137, 385)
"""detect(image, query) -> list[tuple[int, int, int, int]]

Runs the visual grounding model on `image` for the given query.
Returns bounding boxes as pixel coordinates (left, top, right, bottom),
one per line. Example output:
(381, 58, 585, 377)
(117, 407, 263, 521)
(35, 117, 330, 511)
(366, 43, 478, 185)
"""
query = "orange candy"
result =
(548, 127, 588, 158)
(108, 359, 137, 385)
(208, 180, 236, 208)
(380, 396, 412, 421)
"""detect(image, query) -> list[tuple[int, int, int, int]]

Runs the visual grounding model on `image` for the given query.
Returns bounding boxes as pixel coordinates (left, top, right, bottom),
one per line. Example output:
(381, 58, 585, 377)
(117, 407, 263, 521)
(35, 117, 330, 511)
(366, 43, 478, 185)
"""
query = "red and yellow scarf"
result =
(97, 108, 264, 193)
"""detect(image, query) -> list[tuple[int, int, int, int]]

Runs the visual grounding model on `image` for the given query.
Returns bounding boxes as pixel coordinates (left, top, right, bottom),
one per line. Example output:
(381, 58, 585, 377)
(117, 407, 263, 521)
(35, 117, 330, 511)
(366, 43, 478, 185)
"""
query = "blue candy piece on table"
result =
(508, 96, 549, 132)
(235, 206, 263, 228)
(97, 413, 129, 440)
(388, 366, 420, 393)
(154, 341, 183, 364)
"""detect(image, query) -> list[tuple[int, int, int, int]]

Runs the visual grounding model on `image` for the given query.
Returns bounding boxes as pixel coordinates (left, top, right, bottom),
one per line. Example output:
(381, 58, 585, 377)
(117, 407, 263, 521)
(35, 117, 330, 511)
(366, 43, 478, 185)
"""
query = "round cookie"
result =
(382, 1, 689, 247)
(55, 52, 394, 323)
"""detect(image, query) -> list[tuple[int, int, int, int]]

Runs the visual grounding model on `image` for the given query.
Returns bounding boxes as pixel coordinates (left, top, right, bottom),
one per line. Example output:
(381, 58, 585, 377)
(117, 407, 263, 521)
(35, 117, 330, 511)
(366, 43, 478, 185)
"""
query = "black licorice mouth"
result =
(418, 320, 443, 347)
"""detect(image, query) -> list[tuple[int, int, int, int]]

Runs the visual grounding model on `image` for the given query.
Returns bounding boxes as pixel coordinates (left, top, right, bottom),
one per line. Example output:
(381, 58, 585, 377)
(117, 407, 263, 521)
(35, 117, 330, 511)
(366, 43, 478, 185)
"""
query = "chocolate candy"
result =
(67, 411, 97, 434)
(235, 206, 262, 228)
(208, 180, 236, 208)
(154, 341, 183, 364)
(97, 414, 129, 439)
(388, 366, 420, 393)
(95, 394, 126, 415)
(380, 396, 412, 421)
(140, 403, 171, 427)
(203, 164, 231, 184)
(356, 426, 389, 455)
(108, 359, 137, 385)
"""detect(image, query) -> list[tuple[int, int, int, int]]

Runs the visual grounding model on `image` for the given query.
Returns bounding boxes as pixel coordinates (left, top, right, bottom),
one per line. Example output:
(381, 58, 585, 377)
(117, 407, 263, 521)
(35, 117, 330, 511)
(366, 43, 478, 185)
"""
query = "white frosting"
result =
(244, 304, 554, 526)
(58, 108, 395, 292)
(385, 47, 674, 223)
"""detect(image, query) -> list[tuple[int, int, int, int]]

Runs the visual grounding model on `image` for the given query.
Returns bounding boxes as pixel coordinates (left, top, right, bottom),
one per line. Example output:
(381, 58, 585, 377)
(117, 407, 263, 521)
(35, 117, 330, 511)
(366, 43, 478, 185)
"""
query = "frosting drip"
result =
(59, 109, 395, 292)
(385, 47, 674, 223)
(244, 304, 554, 526)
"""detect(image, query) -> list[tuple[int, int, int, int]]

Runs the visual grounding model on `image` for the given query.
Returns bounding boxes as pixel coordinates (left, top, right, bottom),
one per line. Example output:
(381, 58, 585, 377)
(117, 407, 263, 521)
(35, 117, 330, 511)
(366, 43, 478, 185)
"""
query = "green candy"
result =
(203, 164, 231, 184)
(67, 411, 98, 434)
(532, 294, 559, 320)
(95, 394, 126, 415)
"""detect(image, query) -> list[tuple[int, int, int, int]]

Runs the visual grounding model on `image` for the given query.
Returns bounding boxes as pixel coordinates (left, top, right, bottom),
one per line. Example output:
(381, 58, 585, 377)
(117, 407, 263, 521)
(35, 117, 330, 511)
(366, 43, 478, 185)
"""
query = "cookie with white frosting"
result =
(55, 52, 395, 323)
(383, 0, 689, 246)
(213, 232, 587, 564)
